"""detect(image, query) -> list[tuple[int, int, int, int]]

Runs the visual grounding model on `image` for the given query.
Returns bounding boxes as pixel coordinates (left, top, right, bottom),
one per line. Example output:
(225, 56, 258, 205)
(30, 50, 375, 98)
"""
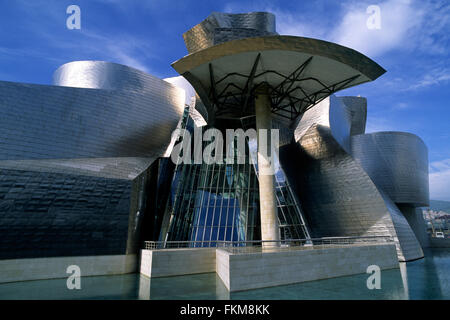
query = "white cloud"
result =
(6, 1, 155, 75)
(331, 0, 423, 56)
(104, 41, 152, 73)
(429, 159, 450, 201)
(43, 30, 155, 74)
(223, 0, 449, 58)
(330, 0, 449, 58)
(364, 116, 396, 133)
(223, 2, 329, 39)
(405, 67, 450, 90)
(393, 102, 408, 110)
(266, 9, 329, 39)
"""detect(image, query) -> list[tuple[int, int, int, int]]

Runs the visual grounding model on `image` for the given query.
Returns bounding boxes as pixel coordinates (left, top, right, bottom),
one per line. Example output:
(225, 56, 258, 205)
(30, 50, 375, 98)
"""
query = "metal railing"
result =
(143, 235, 393, 253)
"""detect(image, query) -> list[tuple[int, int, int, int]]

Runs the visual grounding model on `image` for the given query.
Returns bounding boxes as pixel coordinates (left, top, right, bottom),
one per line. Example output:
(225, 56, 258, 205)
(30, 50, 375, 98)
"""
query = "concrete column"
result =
(255, 85, 279, 246)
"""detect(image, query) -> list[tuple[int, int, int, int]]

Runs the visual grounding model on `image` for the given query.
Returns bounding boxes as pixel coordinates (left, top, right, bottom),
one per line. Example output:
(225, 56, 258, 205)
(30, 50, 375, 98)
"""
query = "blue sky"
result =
(0, 0, 449, 201)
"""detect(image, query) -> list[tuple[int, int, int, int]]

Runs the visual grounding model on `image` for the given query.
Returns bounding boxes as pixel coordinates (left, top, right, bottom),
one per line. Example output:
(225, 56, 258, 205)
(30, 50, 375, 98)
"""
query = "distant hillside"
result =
(429, 200, 450, 213)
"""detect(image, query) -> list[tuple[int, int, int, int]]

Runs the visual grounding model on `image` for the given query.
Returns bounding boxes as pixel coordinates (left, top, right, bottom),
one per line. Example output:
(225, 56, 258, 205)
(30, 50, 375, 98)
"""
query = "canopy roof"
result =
(172, 35, 386, 122)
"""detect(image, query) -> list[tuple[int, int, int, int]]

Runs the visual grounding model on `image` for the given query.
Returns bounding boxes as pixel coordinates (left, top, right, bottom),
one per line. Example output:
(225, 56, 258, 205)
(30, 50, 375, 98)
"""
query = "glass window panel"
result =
(218, 227, 226, 240)
(205, 207, 214, 225)
(213, 208, 221, 226)
(211, 227, 218, 241)
(225, 227, 232, 241)
(195, 227, 203, 242)
(203, 227, 211, 242)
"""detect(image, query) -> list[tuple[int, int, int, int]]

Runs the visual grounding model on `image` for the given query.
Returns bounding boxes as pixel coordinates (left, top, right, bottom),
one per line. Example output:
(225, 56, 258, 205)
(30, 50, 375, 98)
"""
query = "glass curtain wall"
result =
(243, 117, 310, 241)
(159, 108, 310, 246)
(162, 122, 260, 245)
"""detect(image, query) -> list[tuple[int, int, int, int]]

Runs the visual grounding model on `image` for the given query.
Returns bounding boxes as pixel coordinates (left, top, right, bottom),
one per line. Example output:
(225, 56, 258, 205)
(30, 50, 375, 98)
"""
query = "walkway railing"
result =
(143, 235, 394, 252)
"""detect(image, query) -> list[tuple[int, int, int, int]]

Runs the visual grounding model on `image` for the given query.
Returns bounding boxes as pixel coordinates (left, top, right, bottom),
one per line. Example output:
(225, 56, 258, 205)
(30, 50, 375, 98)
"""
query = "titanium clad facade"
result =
(0, 10, 431, 267)
(0, 61, 185, 259)
(351, 132, 429, 207)
(183, 12, 277, 54)
(173, 11, 426, 261)
(0, 157, 174, 259)
(338, 96, 367, 136)
(53, 60, 173, 92)
(0, 169, 132, 259)
(294, 94, 353, 153)
(397, 204, 430, 249)
(285, 95, 425, 261)
(380, 191, 424, 261)
(0, 71, 184, 161)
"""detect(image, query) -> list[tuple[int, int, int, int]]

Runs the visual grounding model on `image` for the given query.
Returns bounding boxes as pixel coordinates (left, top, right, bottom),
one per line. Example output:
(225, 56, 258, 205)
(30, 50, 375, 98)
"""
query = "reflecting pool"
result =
(0, 248, 448, 300)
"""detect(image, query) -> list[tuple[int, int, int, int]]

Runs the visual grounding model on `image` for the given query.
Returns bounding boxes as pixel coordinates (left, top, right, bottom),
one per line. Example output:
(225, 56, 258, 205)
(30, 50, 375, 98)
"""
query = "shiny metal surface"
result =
(164, 75, 196, 106)
(381, 191, 424, 260)
(0, 157, 155, 180)
(183, 12, 276, 54)
(351, 132, 429, 207)
(397, 204, 430, 249)
(0, 62, 185, 259)
(289, 95, 425, 261)
(53, 60, 171, 92)
(294, 95, 352, 154)
(338, 96, 367, 135)
(0, 64, 185, 162)
(0, 8, 430, 267)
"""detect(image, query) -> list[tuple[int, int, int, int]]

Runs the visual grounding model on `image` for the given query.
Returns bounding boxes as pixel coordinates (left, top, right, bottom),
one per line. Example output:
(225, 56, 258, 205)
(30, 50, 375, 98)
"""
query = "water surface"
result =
(0, 248, 448, 300)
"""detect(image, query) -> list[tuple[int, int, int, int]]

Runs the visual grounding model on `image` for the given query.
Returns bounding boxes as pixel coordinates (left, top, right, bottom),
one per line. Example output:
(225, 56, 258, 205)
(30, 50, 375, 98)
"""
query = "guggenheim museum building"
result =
(0, 12, 430, 283)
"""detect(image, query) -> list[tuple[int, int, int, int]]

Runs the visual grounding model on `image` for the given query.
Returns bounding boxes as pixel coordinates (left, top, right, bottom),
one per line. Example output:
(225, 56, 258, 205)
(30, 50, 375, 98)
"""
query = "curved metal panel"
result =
(351, 132, 429, 207)
(286, 97, 424, 261)
(0, 157, 155, 180)
(380, 191, 424, 261)
(0, 73, 185, 161)
(338, 96, 367, 135)
(164, 75, 196, 106)
(0, 62, 185, 260)
(294, 95, 351, 154)
(53, 61, 174, 93)
(397, 204, 430, 249)
(183, 12, 276, 53)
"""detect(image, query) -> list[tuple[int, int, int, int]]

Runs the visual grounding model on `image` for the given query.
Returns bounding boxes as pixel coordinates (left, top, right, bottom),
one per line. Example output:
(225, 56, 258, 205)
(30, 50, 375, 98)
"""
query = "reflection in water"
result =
(400, 248, 449, 300)
(0, 248, 449, 300)
(0, 273, 141, 300)
(399, 263, 409, 300)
